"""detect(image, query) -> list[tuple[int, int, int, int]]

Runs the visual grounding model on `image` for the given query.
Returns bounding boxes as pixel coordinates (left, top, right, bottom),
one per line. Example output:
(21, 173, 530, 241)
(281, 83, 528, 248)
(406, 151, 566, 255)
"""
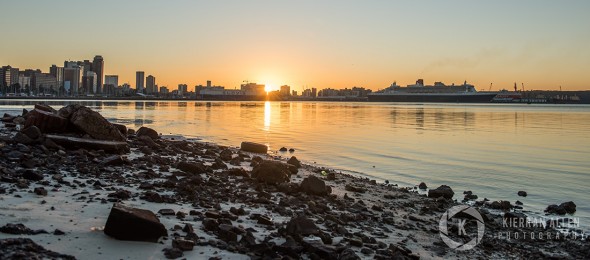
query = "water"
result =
(1, 100, 589, 230)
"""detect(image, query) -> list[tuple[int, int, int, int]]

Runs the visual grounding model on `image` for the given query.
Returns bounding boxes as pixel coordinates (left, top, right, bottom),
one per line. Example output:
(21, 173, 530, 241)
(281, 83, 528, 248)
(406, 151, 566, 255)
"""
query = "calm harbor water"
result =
(1, 100, 589, 230)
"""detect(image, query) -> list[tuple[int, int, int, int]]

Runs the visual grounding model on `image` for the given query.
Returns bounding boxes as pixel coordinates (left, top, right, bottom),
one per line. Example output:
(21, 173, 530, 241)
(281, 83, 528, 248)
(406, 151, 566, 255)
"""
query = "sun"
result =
(264, 84, 274, 92)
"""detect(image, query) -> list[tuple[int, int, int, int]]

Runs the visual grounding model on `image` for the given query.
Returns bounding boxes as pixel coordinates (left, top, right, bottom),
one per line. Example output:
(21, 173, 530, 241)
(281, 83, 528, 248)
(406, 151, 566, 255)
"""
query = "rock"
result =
(0, 238, 75, 260)
(218, 224, 238, 242)
(489, 200, 513, 211)
(113, 123, 127, 136)
(21, 126, 41, 140)
(108, 189, 132, 200)
(137, 126, 159, 140)
(344, 184, 366, 193)
(545, 201, 576, 215)
(504, 212, 527, 221)
(34, 187, 48, 196)
(202, 218, 219, 231)
(102, 155, 127, 166)
(286, 216, 319, 236)
(300, 175, 330, 196)
(13, 132, 34, 144)
(517, 191, 527, 197)
(24, 109, 69, 133)
(289, 148, 295, 152)
(45, 134, 129, 153)
(65, 105, 126, 141)
(287, 156, 302, 168)
(138, 135, 158, 148)
(428, 185, 454, 199)
(158, 209, 175, 216)
(23, 170, 44, 181)
(340, 248, 362, 259)
(163, 247, 183, 259)
(13, 116, 25, 125)
(177, 162, 205, 174)
(279, 147, 288, 152)
(104, 203, 168, 243)
(240, 141, 268, 154)
(251, 160, 291, 184)
(220, 149, 233, 161)
(127, 128, 135, 135)
(418, 182, 428, 190)
(32, 103, 54, 113)
(172, 238, 195, 251)
(0, 223, 48, 235)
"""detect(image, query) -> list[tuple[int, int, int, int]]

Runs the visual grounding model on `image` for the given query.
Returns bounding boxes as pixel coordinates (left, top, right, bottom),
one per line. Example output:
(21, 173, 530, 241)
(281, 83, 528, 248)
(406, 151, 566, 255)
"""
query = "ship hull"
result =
(367, 93, 497, 103)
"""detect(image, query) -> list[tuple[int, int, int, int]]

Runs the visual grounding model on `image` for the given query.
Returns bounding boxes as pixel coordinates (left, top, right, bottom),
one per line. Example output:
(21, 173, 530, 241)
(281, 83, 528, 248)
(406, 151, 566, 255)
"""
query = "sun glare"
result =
(264, 84, 273, 92)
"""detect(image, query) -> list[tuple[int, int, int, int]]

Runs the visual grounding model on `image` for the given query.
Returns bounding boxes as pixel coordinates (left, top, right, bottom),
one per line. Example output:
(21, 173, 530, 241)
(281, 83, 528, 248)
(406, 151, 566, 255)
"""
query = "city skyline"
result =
(1, 1, 590, 91)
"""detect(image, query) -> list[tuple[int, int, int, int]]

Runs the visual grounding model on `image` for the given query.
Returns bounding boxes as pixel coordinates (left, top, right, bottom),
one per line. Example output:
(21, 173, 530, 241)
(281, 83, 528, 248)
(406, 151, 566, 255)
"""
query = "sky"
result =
(1, 0, 590, 91)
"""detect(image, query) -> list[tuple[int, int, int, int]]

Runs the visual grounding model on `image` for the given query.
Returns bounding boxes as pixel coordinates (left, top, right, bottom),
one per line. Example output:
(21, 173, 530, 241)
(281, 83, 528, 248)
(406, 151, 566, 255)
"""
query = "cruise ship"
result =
(367, 79, 498, 103)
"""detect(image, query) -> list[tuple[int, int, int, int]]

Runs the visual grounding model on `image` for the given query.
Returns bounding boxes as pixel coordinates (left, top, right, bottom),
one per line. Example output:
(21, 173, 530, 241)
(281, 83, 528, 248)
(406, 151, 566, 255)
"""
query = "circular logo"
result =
(439, 205, 485, 250)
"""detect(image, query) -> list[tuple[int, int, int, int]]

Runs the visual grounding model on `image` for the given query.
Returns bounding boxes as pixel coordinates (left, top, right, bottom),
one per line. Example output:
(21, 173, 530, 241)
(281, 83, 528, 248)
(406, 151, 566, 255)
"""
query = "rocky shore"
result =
(0, 104, 588, 259)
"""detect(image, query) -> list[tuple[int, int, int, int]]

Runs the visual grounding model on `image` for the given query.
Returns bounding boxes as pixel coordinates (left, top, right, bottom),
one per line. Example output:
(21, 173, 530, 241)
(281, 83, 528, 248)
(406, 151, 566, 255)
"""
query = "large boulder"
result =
(45, 134, 129, 154)
(300, 175, 330, 196)
(24, 109, 69, 133)
(104, 203, 168, 243)
(251, 160, 291, 184)
(287, 156, 302, 168)
(177, 162, 206, 174)
(286, 216, 319, 237)
(545, 201, 576, 215)
(240, 141, 268, 153)
(136, 126, 159, 140)
(428, 185, 454, 199)
(63, 105, 126, 142)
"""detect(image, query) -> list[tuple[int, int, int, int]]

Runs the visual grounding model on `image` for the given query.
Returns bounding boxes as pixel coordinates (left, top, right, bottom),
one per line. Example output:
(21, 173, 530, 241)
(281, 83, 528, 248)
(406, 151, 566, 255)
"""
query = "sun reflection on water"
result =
(264, 101, 271, 131)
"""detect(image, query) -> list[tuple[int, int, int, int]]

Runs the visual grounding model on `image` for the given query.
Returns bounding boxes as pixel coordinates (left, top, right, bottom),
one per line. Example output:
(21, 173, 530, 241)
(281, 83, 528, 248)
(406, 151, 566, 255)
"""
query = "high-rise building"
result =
(84, 71, 97, 94)
(136, 71, 145, 93)
(146, 75, 156, 94)
(1, 66, 19, 87)
(280, 85, 291, 96)
(49, 65, 64, 94)
(105, 75, 118, 88)
(31, 72, 58, 95)
(311, 88, 317, 98)
(178, 84, 188, 96)
(207, 80, 212, 87)
(92, 55, 104, 94)
(63, 66, 82, 96)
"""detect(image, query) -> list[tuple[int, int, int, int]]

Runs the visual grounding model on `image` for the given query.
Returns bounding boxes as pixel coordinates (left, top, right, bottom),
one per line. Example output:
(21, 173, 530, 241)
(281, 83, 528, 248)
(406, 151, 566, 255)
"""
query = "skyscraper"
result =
(136, 71, 145, 94)
(146, 75, 156, 94)
(49, 65, 64, 95)
(92, 55, 104, 94)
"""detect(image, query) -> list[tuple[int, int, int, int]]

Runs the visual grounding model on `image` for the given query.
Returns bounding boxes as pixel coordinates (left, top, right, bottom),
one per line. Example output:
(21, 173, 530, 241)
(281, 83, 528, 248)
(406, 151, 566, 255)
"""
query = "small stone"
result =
(158, 209, 176, 216)
(517, 191, 527, 197)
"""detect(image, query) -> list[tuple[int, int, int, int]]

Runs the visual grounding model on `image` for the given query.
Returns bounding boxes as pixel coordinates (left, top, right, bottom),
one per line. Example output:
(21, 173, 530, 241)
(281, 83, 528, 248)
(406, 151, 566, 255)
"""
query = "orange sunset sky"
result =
(1, 1, 589, 92)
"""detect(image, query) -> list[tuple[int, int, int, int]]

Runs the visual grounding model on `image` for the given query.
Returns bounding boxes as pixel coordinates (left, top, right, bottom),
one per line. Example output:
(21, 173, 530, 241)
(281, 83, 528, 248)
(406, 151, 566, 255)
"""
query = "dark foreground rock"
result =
(0, 223, 48, 235)
(251, 160, 291, 184)
(0, 238, 76, 260)
(104, 203, 168, 243)
(136, 126, 159, 140)
(428, 185, 454, 199)
(63, 105, 126, 142)
(240, 141, 268, 153)
(24, 108, 69, 133)
(300, 175, 330, 196)
(545, 201, 577, 215)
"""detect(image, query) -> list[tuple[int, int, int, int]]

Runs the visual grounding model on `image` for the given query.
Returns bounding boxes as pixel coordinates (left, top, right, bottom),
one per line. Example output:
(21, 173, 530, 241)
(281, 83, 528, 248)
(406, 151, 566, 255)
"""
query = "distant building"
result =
(84, 71, 97, 94)
(136, 71, 145, 93)
(160, 86, 169, 94)
(178, 84, 188, 96)
(105, 75, 118, 86)
(280, 85, 291, 96)
(240, 82, 265, 96)
(207, 80, 212, 87)
(18, 75, 30, 90)
(49, 65, 64, 94)
(146, 75, 156, 94)
(32, 72, 58, 95)
(63, 65, 82, 95)
(92, 55, 104, 94)
(311, 88, 317, 98)
(1, 66, 19, 87)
